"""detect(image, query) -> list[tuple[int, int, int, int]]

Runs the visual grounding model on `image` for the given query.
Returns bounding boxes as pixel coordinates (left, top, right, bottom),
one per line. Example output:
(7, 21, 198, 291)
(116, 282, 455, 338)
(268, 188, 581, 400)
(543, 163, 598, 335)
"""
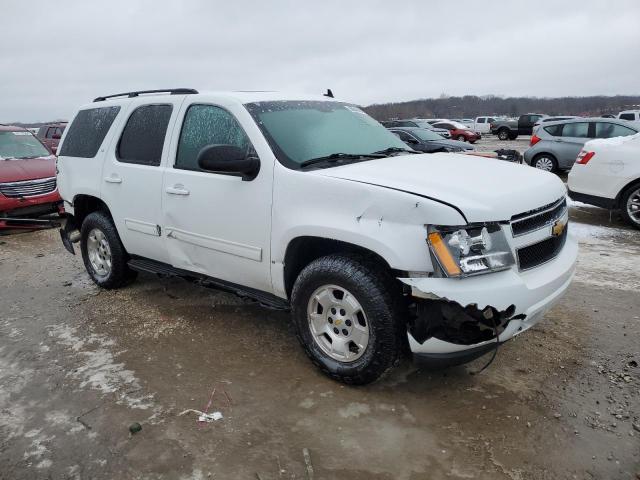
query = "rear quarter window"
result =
(59, 106, 120, 158)
(543, 124, 563, 136)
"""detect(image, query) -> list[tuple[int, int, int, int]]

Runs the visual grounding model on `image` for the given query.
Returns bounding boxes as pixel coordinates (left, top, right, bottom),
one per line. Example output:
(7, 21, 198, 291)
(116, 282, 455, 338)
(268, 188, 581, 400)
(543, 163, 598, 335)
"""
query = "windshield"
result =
(411, 129, 445, 141)
(245, 100, 408, 168)
(0, 131, 50, 159)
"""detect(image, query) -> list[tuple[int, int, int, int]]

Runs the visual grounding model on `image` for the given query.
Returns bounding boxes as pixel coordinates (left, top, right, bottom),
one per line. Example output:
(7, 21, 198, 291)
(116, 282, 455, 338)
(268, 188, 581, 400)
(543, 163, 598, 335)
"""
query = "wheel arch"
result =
(283, 236, 397, 300)
(615, 177, 640, 207)
(72, 194, 113, 225)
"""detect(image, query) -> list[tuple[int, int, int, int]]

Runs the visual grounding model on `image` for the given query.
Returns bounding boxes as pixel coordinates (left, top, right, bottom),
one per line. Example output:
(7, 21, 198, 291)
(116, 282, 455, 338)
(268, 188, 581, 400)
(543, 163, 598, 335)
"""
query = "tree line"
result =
(363, 95, 640, 120)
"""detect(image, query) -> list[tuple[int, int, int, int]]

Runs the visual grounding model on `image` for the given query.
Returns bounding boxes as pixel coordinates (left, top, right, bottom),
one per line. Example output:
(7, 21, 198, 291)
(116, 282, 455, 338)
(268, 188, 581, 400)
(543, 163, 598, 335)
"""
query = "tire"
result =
(456, 135, 466, 142)
(80, 212, 137, 289)
(290, 254, 404, 385)
(497, 129, 510, 141)
(620, 183, 640, 229)
(532, 153, 558, 173)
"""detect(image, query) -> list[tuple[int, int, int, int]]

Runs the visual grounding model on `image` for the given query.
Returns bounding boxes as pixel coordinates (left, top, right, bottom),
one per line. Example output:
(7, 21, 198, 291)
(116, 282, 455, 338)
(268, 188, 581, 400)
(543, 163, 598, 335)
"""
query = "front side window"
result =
(245, 101, 407, 169)
(562, 122, 589, 138)
(117, 104, 173, 166)
(175, 104, 251, 171)
(59, 106, 120, 158)
(0, 131, 50, 159)
(477, 118, 485, 124)
(595, 122, 637, 139)
(620, 113, 635, 121)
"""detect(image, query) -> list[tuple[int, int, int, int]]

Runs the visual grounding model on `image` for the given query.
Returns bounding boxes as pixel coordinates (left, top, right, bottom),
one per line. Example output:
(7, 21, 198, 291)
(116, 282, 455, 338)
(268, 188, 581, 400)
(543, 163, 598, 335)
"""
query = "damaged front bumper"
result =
(399, 229, 578, 361)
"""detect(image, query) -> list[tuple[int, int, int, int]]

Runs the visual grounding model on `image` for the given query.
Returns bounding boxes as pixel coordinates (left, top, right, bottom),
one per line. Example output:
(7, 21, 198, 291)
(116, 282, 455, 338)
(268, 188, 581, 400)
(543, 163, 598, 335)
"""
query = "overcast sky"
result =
(2, 0, 639, 122)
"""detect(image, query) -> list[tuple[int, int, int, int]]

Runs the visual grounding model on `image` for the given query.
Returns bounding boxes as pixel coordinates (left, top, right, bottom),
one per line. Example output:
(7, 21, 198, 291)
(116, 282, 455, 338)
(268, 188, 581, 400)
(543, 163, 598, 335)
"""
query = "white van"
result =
(56, 88, 577, 384)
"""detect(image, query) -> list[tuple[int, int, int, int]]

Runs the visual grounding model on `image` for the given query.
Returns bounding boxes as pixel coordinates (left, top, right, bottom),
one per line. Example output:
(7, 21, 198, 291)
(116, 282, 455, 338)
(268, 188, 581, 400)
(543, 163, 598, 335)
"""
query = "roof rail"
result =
(93, 88, 198, 102)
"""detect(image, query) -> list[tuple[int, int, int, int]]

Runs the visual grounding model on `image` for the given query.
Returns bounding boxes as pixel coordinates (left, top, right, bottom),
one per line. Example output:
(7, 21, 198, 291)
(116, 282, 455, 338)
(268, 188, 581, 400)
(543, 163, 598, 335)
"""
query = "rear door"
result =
(555, 122, 590, 168)
(100, 98, 183, 264)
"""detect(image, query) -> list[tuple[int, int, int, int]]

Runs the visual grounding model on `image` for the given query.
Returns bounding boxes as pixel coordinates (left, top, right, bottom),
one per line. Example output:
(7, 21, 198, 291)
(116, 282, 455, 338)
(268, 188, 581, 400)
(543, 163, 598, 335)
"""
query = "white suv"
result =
(56, 89, 578, 384)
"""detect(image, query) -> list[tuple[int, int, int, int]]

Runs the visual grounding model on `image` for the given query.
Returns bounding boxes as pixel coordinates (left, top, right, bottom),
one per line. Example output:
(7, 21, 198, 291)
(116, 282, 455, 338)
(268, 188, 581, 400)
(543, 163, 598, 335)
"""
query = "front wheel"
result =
(291, 254, 403, 385)
(497, 129, 510, 141)
(621, 183, 640, 229)
(456, 135, 467, 142)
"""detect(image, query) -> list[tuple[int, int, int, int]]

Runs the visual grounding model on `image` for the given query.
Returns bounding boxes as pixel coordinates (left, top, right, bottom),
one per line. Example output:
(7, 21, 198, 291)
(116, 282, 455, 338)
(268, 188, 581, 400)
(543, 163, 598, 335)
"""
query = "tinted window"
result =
(434, 123, 453, 129)
(620, 113, 635, 121)
(543, 124, 563, 136)
(59, 107, 120, 158)
(117, 104, 172, 166)
(477, 118, 485, 124)
(562, 122, 589, 138)
(176, 105, 250, 171)
(595, 122, 636, 139)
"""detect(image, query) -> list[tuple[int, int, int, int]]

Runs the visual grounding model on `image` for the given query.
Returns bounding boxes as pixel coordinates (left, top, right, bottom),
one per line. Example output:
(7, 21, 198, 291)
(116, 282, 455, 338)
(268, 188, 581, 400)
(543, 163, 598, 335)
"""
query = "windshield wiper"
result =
(372, 147, 419, 155)
(300, 152, 385, 169)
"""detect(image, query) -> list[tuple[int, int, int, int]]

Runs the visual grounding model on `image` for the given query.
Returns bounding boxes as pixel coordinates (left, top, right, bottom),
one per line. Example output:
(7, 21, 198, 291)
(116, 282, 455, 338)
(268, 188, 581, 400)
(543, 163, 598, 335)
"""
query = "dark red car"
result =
(0, 125, 62, 223)
(432, 121, 481, 143)
(37, 122, 67, 154)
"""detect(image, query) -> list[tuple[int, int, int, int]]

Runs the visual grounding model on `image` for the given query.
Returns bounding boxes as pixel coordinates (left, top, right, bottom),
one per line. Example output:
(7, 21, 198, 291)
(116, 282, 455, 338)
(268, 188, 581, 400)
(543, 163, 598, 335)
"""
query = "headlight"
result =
(427, 224, 514, 277)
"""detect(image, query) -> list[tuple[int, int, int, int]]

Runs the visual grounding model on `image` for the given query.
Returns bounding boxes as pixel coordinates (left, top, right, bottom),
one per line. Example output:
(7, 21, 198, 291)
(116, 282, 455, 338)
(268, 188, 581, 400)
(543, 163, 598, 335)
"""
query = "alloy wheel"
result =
(307, 284, 369, 362)
(626, 187, 640, 225)
(87, 228, 112, 277)
(534, 157, 555, 171)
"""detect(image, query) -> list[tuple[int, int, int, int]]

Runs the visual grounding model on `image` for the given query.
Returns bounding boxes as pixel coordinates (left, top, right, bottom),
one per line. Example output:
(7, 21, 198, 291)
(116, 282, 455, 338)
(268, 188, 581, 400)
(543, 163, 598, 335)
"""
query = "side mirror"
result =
(197, 144, 260, 181)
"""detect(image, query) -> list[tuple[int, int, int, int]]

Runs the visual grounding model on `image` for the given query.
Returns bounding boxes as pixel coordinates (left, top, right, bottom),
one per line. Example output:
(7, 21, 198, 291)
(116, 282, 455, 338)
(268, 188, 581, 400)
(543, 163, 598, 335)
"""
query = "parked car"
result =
(617, 110, 640, 123)
(432, 121, 481, 143)
(601, 114, 616, 119)
(388, 127, 473, 153)
(490, 114, 547, 140)
(0, 125, 62, 218)
(36, 122, 67, 154)
(381, 119, 451, 138)
(533, 116, 578, 129)
(57, 88, 577, 385)
(474, 116, 499, 134)
(524, 118, 638, 172)
(568, 133, 640, 228)
(453, 118, 475, 129)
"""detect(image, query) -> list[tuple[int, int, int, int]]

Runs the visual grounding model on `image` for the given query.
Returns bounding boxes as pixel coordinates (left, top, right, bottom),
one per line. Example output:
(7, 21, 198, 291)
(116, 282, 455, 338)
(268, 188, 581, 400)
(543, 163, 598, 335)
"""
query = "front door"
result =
(101, 98, 184, 264)
(161, 102, 273, 293)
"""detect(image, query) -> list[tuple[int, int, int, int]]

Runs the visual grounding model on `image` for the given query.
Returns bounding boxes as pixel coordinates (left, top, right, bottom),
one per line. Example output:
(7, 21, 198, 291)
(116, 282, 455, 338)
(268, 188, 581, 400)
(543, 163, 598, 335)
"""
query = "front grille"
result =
(0, 177, 57, 198)
(511, 197, 566, 236)
(517, 225, 567, 271)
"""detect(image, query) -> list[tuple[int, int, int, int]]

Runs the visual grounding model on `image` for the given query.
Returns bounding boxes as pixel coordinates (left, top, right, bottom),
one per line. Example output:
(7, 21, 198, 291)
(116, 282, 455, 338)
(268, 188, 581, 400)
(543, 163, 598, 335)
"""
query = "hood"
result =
(0, 155, 56, 183)
(425, 139, 473, 150)
(316, 153, 567, 223)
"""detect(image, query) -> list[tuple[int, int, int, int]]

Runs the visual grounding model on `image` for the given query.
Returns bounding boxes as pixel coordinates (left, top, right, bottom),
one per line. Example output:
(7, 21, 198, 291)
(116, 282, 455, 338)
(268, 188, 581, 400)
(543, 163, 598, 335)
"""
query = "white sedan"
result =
(568, 133, 640, 228)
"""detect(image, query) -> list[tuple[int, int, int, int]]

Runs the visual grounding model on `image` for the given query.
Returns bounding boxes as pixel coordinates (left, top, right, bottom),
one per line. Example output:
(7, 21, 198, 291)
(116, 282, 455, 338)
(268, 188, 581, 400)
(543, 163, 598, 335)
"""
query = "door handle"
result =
(166, 185, 190, 196)
(104, 175, 122, 184)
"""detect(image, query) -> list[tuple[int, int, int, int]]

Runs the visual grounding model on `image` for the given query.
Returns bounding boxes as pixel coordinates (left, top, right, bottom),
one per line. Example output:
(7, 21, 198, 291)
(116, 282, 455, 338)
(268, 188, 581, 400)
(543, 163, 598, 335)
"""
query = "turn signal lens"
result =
(427, 232, 462, 276)
(576, 151, 595, 165)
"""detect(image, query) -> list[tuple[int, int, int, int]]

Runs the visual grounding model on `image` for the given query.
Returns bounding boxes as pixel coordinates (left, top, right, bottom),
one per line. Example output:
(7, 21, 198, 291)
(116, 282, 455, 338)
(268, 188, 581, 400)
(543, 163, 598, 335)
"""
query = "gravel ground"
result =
(1, 201, 639, 479)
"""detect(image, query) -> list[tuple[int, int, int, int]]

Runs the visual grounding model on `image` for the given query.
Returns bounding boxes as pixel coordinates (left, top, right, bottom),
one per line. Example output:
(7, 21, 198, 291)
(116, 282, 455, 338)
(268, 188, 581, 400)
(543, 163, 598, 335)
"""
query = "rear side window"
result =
(619, 113, 635, 121)
(595, 122, 636, 139)
(561, 122, 589, 138)
(477, 118, 485, 124)
(543, 124, 563, 136)
(59, 106, 120, 158)
(117, 104, 173, 166)
(175, 104, 250, 171)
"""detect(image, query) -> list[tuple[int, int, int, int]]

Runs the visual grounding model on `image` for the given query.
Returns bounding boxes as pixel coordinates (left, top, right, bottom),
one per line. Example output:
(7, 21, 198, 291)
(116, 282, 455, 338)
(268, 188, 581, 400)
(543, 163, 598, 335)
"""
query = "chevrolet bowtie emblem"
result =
(551, 219, 566, 237)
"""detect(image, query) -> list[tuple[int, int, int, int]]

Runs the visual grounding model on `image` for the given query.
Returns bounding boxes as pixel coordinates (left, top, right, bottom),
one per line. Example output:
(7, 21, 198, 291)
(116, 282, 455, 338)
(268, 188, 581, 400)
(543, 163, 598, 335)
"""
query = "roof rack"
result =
(93, 88, 198, 102)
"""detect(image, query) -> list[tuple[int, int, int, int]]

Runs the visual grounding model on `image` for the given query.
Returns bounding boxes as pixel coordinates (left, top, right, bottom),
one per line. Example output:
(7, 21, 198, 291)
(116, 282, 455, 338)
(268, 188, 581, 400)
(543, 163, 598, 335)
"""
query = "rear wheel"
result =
(80, 212, 137, 288)
(291, 254, 403, 385)
(456, 135, 466, 142)
(532, 154, 557, 173)
(621, 183, 640, 229)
